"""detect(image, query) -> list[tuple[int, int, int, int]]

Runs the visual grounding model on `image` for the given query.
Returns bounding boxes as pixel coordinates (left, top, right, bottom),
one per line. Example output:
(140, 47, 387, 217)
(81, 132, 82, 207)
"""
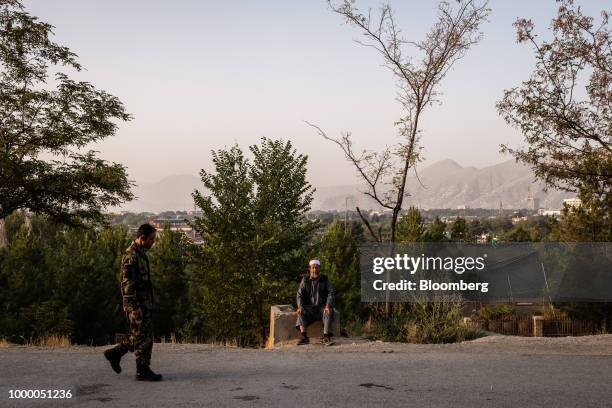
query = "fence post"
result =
(533, 315, 544, 337)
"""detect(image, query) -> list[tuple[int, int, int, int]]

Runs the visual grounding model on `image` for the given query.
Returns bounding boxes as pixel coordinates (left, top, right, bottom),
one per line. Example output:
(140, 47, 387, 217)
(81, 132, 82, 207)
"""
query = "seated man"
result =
(296, 259, 336, 346)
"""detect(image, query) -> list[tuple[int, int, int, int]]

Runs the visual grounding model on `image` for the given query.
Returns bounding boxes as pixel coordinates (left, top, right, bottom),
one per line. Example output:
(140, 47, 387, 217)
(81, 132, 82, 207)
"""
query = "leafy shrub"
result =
(361, 296, 484, 344)
(362, 308, 411, 342)
(407, 295, 483, 343)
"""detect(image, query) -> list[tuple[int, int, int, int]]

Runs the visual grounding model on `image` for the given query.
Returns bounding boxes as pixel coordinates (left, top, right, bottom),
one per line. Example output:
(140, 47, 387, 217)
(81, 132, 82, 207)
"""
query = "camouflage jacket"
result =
(120, 241, 154, 312)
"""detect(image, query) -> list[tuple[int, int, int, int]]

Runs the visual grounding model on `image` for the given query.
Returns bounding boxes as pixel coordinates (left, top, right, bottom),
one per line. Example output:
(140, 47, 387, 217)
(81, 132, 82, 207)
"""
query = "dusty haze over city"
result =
(23, 0, 607, 208)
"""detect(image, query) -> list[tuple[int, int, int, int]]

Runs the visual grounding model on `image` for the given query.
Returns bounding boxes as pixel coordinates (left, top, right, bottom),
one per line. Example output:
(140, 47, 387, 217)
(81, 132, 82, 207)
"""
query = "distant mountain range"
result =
(315, 159, 574, 211)
(118, 159, 574, 213)
(122, 175, 202, 213)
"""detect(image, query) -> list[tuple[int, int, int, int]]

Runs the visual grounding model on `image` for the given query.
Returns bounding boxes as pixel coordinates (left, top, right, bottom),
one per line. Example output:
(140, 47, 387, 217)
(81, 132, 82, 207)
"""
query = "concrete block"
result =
(266, 304, 340, 348)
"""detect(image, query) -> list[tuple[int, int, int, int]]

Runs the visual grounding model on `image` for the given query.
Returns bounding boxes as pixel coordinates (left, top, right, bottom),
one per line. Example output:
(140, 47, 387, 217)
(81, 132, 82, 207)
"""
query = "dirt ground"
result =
(268, 332, 612, 355)
(1, 334, 611, 407)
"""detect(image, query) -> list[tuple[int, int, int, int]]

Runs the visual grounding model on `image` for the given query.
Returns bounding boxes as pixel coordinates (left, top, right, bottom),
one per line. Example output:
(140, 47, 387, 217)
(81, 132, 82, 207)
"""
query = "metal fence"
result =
(484, 317, 587, 337)
(486, 316, 533, 336)
(542, 319, 585, 337)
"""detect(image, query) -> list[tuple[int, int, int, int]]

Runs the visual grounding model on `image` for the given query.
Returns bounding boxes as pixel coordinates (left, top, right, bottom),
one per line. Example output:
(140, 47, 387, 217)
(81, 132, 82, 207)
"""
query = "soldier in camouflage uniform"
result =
(104, 223, 162, 381)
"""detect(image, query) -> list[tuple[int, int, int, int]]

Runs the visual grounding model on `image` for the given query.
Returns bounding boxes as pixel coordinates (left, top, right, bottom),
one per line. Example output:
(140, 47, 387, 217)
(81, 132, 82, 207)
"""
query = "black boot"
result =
(104, 344, 128, 374)
(297, 332, 309, 345)
(136, 364, 163, 382)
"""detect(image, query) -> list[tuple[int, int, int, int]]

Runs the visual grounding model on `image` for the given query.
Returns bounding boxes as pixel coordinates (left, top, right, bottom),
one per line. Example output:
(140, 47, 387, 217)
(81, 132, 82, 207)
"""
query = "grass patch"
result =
(28, 335, 72, 347)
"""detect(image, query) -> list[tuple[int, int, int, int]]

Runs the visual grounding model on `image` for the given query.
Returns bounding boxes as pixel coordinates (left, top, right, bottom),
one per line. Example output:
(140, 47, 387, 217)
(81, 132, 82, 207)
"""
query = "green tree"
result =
(469, 219, 487, 237)
(249, 139, 318, 339)
(149, 228, 191, 341)
(497, 0, 611, 240)
(0, 0, 132, 246)
(551, 203, 612, 242)
(191, 138, 316, 345)
(318, 221, 365, 333)
(0, 217, 60, 342)
(0, 214, 131, 345)
(424, 217, 447, 242)
(51, 226, 131, 344)
(396, 206, 425, 242)
(191, 145, 255, 344)
(450, 217, 470, 242)
(503, 225, 532, 242)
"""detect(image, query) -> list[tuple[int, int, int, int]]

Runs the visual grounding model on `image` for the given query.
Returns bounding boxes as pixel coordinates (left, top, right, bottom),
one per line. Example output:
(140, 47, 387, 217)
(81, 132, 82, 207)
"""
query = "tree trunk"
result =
(0, 218, 7, 248)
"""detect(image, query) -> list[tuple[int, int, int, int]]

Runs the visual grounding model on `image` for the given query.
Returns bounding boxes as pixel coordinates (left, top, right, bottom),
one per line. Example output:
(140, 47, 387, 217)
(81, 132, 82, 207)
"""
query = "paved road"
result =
(1, 336, 611, 408)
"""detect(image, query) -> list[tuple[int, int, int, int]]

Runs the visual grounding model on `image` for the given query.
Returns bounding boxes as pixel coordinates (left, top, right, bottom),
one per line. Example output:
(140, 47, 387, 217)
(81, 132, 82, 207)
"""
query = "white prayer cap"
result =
(308, 259, 321, 266)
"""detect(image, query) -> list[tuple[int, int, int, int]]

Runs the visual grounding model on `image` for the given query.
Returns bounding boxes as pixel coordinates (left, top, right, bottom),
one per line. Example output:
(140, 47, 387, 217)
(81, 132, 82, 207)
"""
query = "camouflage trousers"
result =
(121, 307, 154, 367)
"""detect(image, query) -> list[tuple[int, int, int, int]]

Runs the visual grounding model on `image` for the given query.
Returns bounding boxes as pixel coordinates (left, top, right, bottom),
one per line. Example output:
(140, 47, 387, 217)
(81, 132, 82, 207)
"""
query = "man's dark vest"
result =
(301, 274, 330, 306)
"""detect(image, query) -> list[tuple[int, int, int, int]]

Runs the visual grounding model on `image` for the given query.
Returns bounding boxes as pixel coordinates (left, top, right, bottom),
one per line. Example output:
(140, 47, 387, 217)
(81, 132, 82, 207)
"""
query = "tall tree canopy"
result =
(497, 0, 611, 209)
(0, 0, 132, 228)
(190, 138, 317, 345)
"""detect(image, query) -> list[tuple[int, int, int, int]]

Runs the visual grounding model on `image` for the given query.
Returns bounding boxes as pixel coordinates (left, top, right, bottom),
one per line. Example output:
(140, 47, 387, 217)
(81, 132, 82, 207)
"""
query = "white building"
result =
(538, 209, 561, 217)
(563, 197, 582, 209)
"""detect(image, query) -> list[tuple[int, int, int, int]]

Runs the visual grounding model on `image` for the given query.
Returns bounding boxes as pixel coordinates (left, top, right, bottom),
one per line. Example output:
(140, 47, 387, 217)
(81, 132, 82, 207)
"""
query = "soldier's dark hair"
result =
(136, 223, 157, 238)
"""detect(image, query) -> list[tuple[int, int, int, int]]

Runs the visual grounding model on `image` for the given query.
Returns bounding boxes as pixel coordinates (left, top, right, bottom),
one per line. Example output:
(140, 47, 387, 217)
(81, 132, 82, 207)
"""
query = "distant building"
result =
(538, 209, 561, 217)
(368, 209, 392, 217)
(151, 218, 203, 243)
(563, 197, 582, 209)
(512, 216, 528, 224)
(526, 187, 540, 211)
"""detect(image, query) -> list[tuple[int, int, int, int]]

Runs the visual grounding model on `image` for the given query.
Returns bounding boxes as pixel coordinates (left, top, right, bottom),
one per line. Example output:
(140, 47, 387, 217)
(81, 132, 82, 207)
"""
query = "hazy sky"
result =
(23, 0, 609, 187)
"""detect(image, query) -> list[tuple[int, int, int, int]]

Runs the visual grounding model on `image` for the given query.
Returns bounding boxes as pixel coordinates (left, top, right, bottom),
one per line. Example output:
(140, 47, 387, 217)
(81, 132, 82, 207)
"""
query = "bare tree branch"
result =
(311, 0, 489, 247)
